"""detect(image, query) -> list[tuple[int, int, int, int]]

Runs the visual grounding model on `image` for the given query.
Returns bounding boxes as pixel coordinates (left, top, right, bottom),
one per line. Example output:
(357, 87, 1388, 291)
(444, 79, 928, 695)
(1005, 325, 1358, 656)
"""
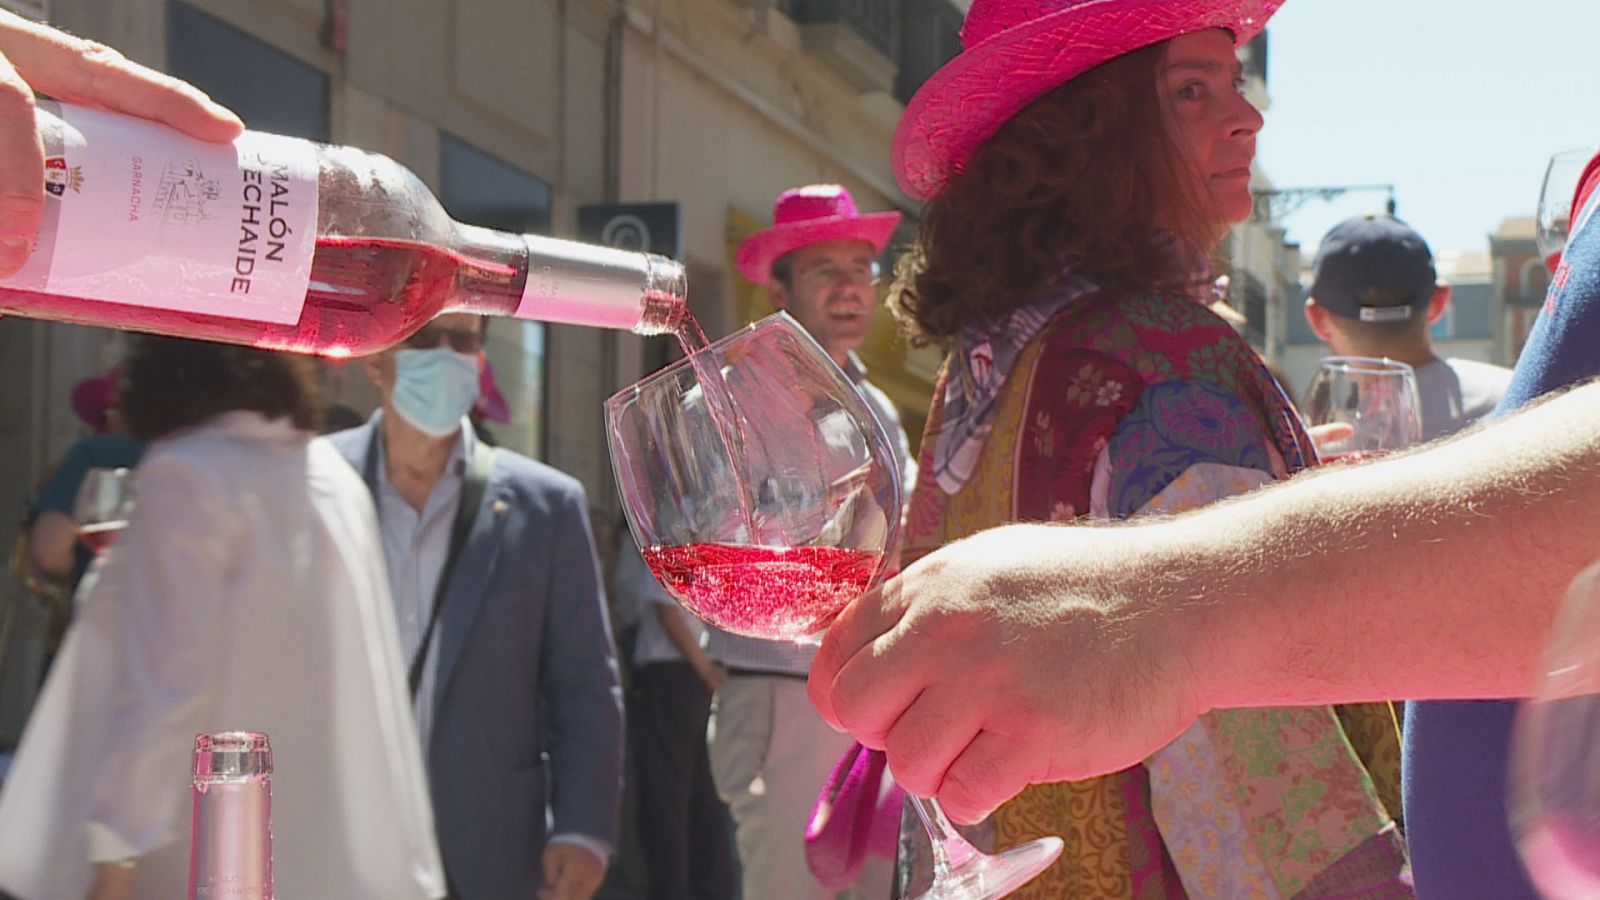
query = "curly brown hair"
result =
(121, 336, 324, 442)
(890, 41, 1222, 344)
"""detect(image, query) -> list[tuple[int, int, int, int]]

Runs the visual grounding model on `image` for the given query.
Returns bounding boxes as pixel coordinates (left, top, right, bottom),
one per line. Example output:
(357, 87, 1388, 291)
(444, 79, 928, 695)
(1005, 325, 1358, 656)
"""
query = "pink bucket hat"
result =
(736, 184, 902, 285)
(893, 0, 1284, 200)
(70, 365, 122, 433)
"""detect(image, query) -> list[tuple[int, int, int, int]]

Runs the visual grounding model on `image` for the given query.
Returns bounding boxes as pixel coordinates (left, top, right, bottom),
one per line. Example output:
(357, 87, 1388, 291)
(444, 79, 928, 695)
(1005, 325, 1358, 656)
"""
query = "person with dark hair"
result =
(0, 336, 445, 900)
(848, 0, 1406, 896)
(614, 535, 736, 900)
(713, 184, 908, 900)
(327, 313, 623, 900)
(1305, 214, 1511, 440)
(24, 365, 143, 595)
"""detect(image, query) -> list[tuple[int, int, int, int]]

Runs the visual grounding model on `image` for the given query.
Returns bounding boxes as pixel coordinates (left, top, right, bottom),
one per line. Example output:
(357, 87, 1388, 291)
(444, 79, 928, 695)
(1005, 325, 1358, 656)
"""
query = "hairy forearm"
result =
(1166, 380, 1600, 709)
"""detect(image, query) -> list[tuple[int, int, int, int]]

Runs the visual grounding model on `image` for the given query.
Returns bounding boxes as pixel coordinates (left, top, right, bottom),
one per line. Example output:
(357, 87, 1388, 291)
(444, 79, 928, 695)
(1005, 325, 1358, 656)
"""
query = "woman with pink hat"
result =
(870, 0, 1410, 896)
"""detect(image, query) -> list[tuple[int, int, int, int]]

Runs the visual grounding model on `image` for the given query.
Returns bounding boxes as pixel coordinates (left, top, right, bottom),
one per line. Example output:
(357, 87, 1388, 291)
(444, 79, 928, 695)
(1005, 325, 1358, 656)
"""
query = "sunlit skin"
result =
(768, 238, 878, 367)
(1161, 29, 1264, 231)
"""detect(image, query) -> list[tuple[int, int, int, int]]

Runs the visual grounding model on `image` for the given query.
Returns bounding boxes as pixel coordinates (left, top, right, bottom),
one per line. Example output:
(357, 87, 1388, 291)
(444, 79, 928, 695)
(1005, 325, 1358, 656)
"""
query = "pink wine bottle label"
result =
(2, 101, 319, 325)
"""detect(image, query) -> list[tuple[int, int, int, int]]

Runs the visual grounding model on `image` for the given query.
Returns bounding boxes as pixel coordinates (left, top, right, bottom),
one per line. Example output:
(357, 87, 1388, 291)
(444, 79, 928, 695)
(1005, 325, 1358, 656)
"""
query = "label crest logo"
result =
(44, 156, 84, 196)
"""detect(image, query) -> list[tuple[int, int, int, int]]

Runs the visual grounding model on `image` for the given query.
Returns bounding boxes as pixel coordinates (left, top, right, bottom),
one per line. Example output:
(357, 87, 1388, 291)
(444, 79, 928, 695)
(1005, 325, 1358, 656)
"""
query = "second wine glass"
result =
(1538, 147, 1598, 272)
(73, 466, 135, 552)
(606, 313, 1063, 899)
(1302, 356, 1424, 461)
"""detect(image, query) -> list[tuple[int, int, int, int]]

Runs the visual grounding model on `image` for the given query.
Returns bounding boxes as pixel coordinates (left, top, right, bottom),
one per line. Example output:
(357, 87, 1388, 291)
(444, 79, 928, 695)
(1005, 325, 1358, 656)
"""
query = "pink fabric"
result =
(735, 185, 901, 285)
(805, 743, 903, 889)
(472, 359, 511, 424)
(70, 366, 121, 433)
(892, 0, 1283, 200)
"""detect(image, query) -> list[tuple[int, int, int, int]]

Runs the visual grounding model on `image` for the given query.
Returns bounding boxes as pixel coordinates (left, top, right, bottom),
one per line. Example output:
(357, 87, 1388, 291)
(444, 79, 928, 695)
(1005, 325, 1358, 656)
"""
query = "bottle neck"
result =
(440, 223, 529, 318)
(441, 223, 689, 334)
(189, 778, 273, 899)
(514, 232, 687, 334)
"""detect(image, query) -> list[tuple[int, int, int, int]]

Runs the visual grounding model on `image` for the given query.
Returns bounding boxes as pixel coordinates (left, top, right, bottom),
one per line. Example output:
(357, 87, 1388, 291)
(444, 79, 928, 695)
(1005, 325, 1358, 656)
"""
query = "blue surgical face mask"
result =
(390, 347, 481, 438)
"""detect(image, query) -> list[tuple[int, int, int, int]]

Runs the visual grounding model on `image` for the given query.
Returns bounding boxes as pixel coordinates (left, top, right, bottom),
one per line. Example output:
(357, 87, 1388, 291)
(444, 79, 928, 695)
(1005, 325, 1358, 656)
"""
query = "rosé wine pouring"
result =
(607, 313, 1063, 900)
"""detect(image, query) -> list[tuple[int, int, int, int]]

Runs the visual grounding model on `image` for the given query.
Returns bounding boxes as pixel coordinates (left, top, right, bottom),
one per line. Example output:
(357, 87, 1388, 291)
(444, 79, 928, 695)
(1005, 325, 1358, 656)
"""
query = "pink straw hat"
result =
(893, 0, 1284, 200)
(70, 365, 122, 433)
(736, 184, 902, 285)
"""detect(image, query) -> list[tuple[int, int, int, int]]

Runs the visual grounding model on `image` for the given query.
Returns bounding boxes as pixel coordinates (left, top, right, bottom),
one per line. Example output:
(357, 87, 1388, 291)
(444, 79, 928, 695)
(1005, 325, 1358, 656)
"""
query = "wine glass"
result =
(1510, 561, 1600, 898)
(1301, 356, 1424, 462)
(73, 467, 134, 552)
(606, 313, 1063, 898)
(1538, 147, 1597, 272)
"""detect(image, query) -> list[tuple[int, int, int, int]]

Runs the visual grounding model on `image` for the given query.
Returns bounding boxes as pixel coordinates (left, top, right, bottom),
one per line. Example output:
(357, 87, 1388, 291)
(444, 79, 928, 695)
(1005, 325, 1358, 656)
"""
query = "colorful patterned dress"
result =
(894, 288, 1410, 899)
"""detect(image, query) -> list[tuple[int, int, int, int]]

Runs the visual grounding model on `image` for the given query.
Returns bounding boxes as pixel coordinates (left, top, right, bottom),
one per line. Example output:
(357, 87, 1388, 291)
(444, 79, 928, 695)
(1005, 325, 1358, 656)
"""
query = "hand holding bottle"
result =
(0, 10, 242, 275)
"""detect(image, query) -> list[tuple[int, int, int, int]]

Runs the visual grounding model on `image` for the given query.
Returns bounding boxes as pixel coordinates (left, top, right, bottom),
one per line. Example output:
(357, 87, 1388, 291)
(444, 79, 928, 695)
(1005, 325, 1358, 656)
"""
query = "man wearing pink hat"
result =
(702, 184, 912, 900)
(734, 184, 914, 487)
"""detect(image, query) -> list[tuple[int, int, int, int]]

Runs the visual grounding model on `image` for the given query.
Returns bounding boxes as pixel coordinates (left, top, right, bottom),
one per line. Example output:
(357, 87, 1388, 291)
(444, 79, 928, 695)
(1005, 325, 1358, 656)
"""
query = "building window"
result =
(438, 136, 552, 458)
(439, 136, 553, 235)
(166, 2, 329, 141)
(1438, 282, 1495, 341)
(1242, 32, 1269, 84)
(1285, 286, 1320, 344)
(1520, 258, 1552, 308)
(896, 0, 962, 104)
(789, 0, 895, 56)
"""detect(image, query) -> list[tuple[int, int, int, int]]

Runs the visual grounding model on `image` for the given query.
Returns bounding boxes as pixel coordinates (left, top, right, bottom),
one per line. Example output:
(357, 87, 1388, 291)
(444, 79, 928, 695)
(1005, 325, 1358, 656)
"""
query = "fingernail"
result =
(212, 102, 244, 127)
(0, 237, 31, 271)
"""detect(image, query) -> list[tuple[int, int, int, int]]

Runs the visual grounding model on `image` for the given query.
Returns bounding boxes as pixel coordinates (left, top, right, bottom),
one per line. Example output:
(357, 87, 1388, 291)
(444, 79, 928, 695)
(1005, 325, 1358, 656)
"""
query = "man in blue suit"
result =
(328, 312, 624, 900)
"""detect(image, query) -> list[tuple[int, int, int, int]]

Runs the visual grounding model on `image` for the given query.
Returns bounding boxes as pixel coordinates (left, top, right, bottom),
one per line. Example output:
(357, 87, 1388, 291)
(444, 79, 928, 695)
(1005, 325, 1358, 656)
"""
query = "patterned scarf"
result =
(931, 248, 1217, 494)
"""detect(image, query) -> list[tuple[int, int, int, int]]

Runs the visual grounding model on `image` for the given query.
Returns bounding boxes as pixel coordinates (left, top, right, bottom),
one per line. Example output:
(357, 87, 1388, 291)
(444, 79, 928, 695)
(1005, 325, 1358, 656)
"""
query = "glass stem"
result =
(910, 795, 979, 880)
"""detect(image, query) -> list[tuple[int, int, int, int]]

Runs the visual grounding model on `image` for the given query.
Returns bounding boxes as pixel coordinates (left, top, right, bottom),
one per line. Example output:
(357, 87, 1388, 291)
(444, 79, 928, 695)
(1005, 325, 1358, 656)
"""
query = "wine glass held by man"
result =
(815, 0, 1408, 894)
(0, 10, 242, 276)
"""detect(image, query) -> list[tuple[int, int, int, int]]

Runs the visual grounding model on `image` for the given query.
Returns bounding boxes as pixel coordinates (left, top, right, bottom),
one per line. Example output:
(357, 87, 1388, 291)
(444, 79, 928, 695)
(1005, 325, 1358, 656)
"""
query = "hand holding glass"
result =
(1302, 356, 1423, 461)
(606, 314, 1062, 898)
(73, 467, 134, 552)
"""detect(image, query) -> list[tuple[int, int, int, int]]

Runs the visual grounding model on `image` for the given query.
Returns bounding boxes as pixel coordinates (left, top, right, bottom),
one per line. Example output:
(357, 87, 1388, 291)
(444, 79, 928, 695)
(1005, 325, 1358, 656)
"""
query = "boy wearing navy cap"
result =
(1305, 214, 1512, 440)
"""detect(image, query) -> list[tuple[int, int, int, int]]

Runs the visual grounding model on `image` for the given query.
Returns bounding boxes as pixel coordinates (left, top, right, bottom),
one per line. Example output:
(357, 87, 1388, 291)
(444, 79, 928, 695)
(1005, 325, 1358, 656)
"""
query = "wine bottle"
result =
(0, 102, 686, 356)
(188, 731, 273, 900)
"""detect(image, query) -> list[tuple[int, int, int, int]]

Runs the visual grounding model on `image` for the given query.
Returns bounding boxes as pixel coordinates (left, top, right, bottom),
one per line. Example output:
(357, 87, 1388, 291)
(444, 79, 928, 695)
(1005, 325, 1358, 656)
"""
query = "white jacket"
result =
(0, 411, 445, 899)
